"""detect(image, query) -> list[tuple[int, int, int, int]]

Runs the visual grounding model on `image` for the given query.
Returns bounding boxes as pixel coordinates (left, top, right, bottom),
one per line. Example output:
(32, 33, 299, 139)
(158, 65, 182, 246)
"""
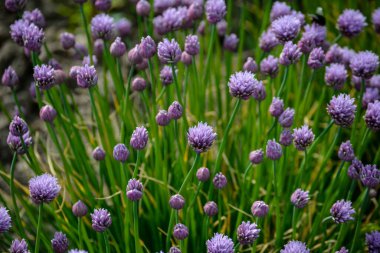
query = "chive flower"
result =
(249, 149, 264, 164)
(132, 77, 147, 92)
(156, 110, 171, 126)
(187, 122, 217, 153)
(91, 14, 114, 41)
(325, 44, 343, 64)
(325, 63, 347, 90)
(169, 194, 185, 210)
(40, 105, 57, 123)
(205, 0, 226, 24)
(140, 36, 156, 59)
(366, 231, 380, 253)
(33, 64, 56, 90)
(206, 233, 234, 253)
(2, 66, 19, 88)
(185, 34, 200, 56)
(349, 51, 379, 79)
(173, 223, 189, 240)
(130, 126, 149, 150)
(252, 80, 266, 101)
(336, 247, 348, 253)
(279, 108, 295, 128)
(237, 221, 260, 245)
(290, 189, 310, 209)
(223, 33, 239, 52)
(270, 1, 292, 22)
(308, 47, 325, 69)
(92, 147, 106, 161)
(365, 101, 380, 130)
(29, 173, 61, 204)
(168, 101, 183, 120)
(266, 139, 282, 160)
(260, 55, 279, 78)
(259, 30, 279, 52)
(51, 231, 69, 253)
(76, 65, 98, 88)
(7, 132, 32, 155)
(157, 38, 182, 64)
(337, 9, 367, 38)
(251, 200, 269, 217)
(203, 201, 218, 216)
(60, 32, 75, 50)
(196, 167, 210, 182)
(9, 116, 28, 137)
(348, 158, 363, 180)
(271, 15, 301, 43)
(280, 129, 293, 146)
(72, 200, 88, 217)
(227, 71, 256, 100)
(269, 97, 284, 118)
(136, 0, 151, 16)
(91, 208, 112, 232)
(360, 164, 380, 188)
(23, 8, 46, 28)
(280, 241, 310, 253)
(330, 200, 355, 223)
(279, 41, 302, 66)
(22, 23, 44, 52)
(160, 66, 174, 85)
(292, 125, 314, 151)
(110, 37, 126, 57)
(338, 141, 355, 162)
(213, 172, 227, 189)
(10, 238, 29, 253)
(113, 144, 130, 162)
(327, 94, 356, 127)
(0, 207, 11, 233)
(243, 57, 258, 73)
(5, 0, 26, 12)
(126, 178, 144, 201)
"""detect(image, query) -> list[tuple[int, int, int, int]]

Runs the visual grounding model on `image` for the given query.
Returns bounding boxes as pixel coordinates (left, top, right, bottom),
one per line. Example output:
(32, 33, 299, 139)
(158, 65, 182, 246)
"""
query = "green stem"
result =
(276, 67, 289, 97)
(351, 79, 365, 143)
(133, 202, 140, 253)
(333, 33, 342, 44)
(11, 89, 24, 118)
(300, 70, 315, 116)
(103, 232, 110, 253)
(79, 4, 93, 65)
(35, 204, 43, 253)
(133, 151, 141, 178)
(203, 24, 216, 85)
(291, 206, 297, 239)
(350, 189, 369, 252)
(78, 217, 83, 248)
(273, 160, 281, 249)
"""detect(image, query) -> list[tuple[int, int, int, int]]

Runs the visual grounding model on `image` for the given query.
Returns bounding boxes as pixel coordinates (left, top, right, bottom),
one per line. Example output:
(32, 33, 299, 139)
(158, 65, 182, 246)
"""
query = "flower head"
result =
(94, 0, 112, 11)
(228, 71, 256, 100)
(187, 122, 217, 153)
(196, 167, 210, 182)
(360, 164, 380, 188)
(337, 9, 367, 38)
(260, 55, 279, 78)
(252, 80, 266, 101)
(338, 141, 355, 161)
(92, 147, 106, 161)
(237, 221, 260, 245)
(5, 0, 26, 12)
(280, 129, 293, 146)
(140, 36, 156, 59)
(325, 64, 347, 90)
(291, 189, 310, 209)
(348, 158, 363, 180)
(10, 238, 29, 253)
(76, 65, 98, 88)
(269, 97, 284, 117)
(127, 179, 143, 201)
(279, 108, 295, 128)
(169, 194, 185, 210)
(10, 19, 29, 46)
(7, 132, 32, 155)
(224, 33, 239, 52)
(365, 101, 380, 131)
(33, 64, 55, 90)
(308, 47, 325, 69)
(116, 18, 132, 37)
(160, 66, 174, 85)
(243, 57, 258, 73)
(325, 44, 343, 64)
(113, 144, 129, 162)
(335, 247, 348, 253)
(205, 0, 226, 24)
(156, 110, 171, 126)
(249, 149, 264, 164)
(271, 15, 301, 43)
(91, 14, 114, 40)
(373, 8, 380, 33)
(251, 200, 269, 217)
(173, 223, 189, 240)
(29, 173, 61, 204)
(298, 24, 326, 53)
(259, 30, 279, 52)
(185, 35, 200, 56)
(23, 8, 45, 28)
(2, 66, 19, 88)
(204, 201, 218, 216)
(110, 37, 126, 57)
(136, 0, 151, 16)
(132, 77, 147, 92)
(213, 172, 227, 189)
(51, 232, 69, 253)
(330, 200, 355, 223)
(169, 247, 181, 253)
(293, 125, 314, 151)
(341, 47, 357, 67)
(266, 139, 282, 160)
(9, 116, 28, 137)
(279, 41, 302, 66)
(72, 200, 88, 217)
(350, 51, 379, 79)
(327, 94, 356, 127)
(0, 207, 11, 233)
(60, 32, 75, 50)
(91, 208, 112, 232)
(168, 101, 183, 120)
(40, 105, 57, 123)
(22, 23, 44, 51)
(206, 233, 234, 253)
(270, 2, 292, 22)
(157, 39, 182, 64)
(280, 241, 310, 253)
(366, 231, 380, 253)
(130, 126, 149, 150)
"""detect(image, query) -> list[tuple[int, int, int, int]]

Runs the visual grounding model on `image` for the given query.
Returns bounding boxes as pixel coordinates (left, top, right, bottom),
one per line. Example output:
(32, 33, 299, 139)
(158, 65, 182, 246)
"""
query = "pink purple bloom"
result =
(338, 141, 355, 162)
(365, 101, 380, 130)
(293, 125, 314, 151)
(308, 47, 325, 69)
(91, 14, 114, 40)
(279, 41, 302, 66)
(126, 179, 144, 201)
(23, 8, 45, 28)
(243, 57, 258, 73)
(271, 15, 301, 43)
(360, 164, 380, 188)
(330, 200, 355, 223)
(51, 231, 69, 253)
(185, 35, 200, 56)
(206, 233, 234, 253)
(269, 97, 284, 117)
(372, 8, 380, 33)
(9, 115, 28, 137)
(266, 139, 282, 160)
(187, 122, 217, 153)
(280, 241, 310, 253)
(366, 230, 380, 253)
(325, 63, 347, 90)
(91, 208, 112, 232)
(291, 189, 310, 208)
(113, 144, 129, 162)
(0, 207, 11, 233)
(249, 149, 264, 164)
(130, 126, 149, 150)
(33, 64, 55, 90)
(76, 65, 98, 88)
(10, 238, 29, 253)
(168, 101, 183, 120)
(237, 221, 260, 245)
(259, 30, 280, 52)
(349, 51, 379, 79)
(205, 0, 226, 24)
(173, 223, 188, 240)
(158, 39, 182, 64)
(204, 201, 218, 216)
(280, 129, 293, 146)
(2, 66, 19, 88)
(169, 194, 185, 210)
(228, 71, 256, 100)
(29, 173, 61, 204)
(260, 55, 279, 78)
(327, 94, 356, 127)
(251, 200, 269, 217)
(196, 167, 210, 182)
(224, 33, 239, 52)
(72, 200, 88, 217)
(156, 110, 171, 126)
(213, 172, 227, 189)
(270, 2, 292, 22)
(279, 108, 295, 128)
(337, 9, 367, 38)
(140, 36, 156, 59)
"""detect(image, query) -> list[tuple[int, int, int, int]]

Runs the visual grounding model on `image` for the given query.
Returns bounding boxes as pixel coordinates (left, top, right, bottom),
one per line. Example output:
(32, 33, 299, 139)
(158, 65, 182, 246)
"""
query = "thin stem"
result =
(291, 206, 297, 239)
(350, 189, 370, 252)
(308, 120, 334, 153)
(79, 4, 93, 65)
(11, 89, 24, 118)
(103, 232, 111, 253)
(351, 79, 365, 143)
(133, 151, 141, 178)
(273, 160, 281, 249)
(156, 87, 167, 102)
(78, 217, 83, 248)
(35, 204, 43, 253)
(276, 67, 289, 97)
(133, 201, 140, 253)
(203, 24, 216, 85)
(171, 64, 183, 106)
(333, 33, 342, 44)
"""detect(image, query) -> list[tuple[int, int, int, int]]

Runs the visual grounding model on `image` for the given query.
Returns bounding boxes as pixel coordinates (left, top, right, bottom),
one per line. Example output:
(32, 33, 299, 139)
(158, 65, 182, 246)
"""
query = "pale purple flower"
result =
(270, 1, 292, 22)
(325, 44, 343, 64)
(94, 0, 111, 11)
(60, 32, 75, 50)
(337, 9, 367, 37)
(29, 173, 61, 204)
(130, 126, 149, 150)
(252, 80, 266, 101)
(349, 51, 379, 79)
(181, 52, 192, 65)
(157, 39, 182, 64)
(280, 129, 293, 146)
(348, 158, 363, 180)
(291, 189, 310, 208)
(116, 18, 132, 37)
(173, 223, 188, 240)
(126, 178, 144, 201)
(206, 233, 234, 253)
(110, 37, 126, 57)
(213, 172, 227, 189)
(113, 144, 129, 162)
(5, 0, 26, 12)
(51, 232, 69, 253)
(188, 2, 203, 20)
(91, 208, 112, 232)
(156, 110, 171, 126)
(169, 194, 185, 210)
(0, 207, 11, 233)
(7, 132, 32, 155)
(363, 88, 380, 109)
(338, 141, 355, 161)
(260, 55, 279, 78)
(140, 36, 156, 59)
(341, 47, 356, 67)
(72, 200, 88, 217)
(325, 64, 347, 90)
(196, 167, 210, 182)
(22, 23, 44, 51)
(128, 45, 143, 65)
(237, 221, 260, 245)
(269, 97, 284, 117)
(228, 71, 256, 100)
(360, 164, 380, 188)
(187, 122, 217, 153)
(2, 66, 19, 88)
(168, 101, 183, 120)
(203, 201, 218, 216)
(160, 66, 174, 85)
(327, 94, 356, 127)
(365, 101, 380, 130)
(249, 149, 264, 164)
(91, 14, 114, 40)
(10, 238, 29, 253)
(132, 77, 147, 92)
(271, 15, 301, 43)
(279, 108, 295, 128)
(369, 75, 380, 88)
(92, 146, 106, 161)
(266, 139, 282, 160)
(308, 47, 325, 69)
(10, 19, 29, 46)
(366, 231, 380, 253)
(280, 241, 310, 253)
(293, 125, 314, 151)
(33, 64, 55, 90)
(205, 0, 226, 24)
(169, 247, 181, 253)
(251, 200, 269, 217)
(335, 247, 348, 253)
(279, 41, 302, 66)
(298, 24, 326, 53)
(23, 9, 46, 28)
(9, 115, 28, 137)
(330, 200, 355, 223)
(259, 30, 279, 52)
(224, 33, 239, 52)
(372, 8, 380, 33)
(136, 0, 151, 16)
(243, 57, 258, 73)
(40, 105, 57, 123)
(185, 35, 200, 56)
(76, 65, 98, 88)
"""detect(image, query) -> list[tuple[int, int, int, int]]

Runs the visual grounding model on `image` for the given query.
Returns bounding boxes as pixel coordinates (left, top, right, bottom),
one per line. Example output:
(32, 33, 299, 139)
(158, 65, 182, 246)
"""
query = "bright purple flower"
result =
(269, 97, 284, 117)
(327, 94, 356, 127)
(298, 24, 326, 53)
(251, 200, 269, 217)
(252, 80, 266, 101)
(280, 129, 293, 146)
(348, 158, 363, 180)
(325, 63, 347, 90)
(363, 88, 380, 109)
(0, 207, 11, 233)
(308, 47, 325, 69)
(94, 0, 111, 11)
(337, 9, 367, 38)
(156, 110, 171, 126)
(157, 39, 181, 64)
(126, 179, 143, 201)
(22, 23, 44, 52)
(173, 223, 188, 240)
(29, 173, 61, 204)
(279, 41, 302, 66)
(140, 36, 156, 59)
(372, 8, 380, 33)
(335, 247, 348, 253)
(187, 122, 217, 153)
(168, 101, 183, 120)
(91, 14, 114, 41)
(113, 144, 129, 162)
(136, 0, 151, 16)
(110, 37, 126, 57)
(2, 66, 19, 88)
(213, 172, 227, 189)
(280, 241, 310, 253)
(291, 189, 310, 208)
(51, 231, 69, 253)
(237, 221, 260, 245)
(196, 167, 210, 182)
(33, 64, 55, 90)
(325, 44, 343, 64)
(228, 71, 256, 100)
(72, 200, 88, 217)
(266, 139, 282, 160)
(271, 15, 301, 43)
(338, 141, 354, 161)
(206, 233, 234, 253)
(204, 201, 218, 216)
(360, 164, 380, 188)
(10, 19, 29, 46)
(293, 125, 314, 151)
(76, 65, 97, 88)
(9, 115, 28, 137)
(5, 0, 26, 12)
(224, 33, 239, 52)
(365, 101, 380, 130)
(132, 77, 147, 92)
(185, 35, 200, 56)
(205, 0, 226, 24)
(270, 1, 292, 22)
(169, 194, 185, 210)
(243, 57, 258, 73)
(279, 108, 295, 128)
(330, 200, 355, 223)
(115, 18, 132, 37)
(92, 147, 106, 161)
(260, 55, 279, 78)
(7, 132, 32, 155)
(130, 126, 149, 150)
(349, 51, 379, 79)
(366, 231, 380, 253)
(249, 149, 264, 164)
(160, 66, 174, 85)
(91, 208, 112, 232)
(23, 8, 46, 28)
(10, 238, 29, 253)
(259, 30, 279, 52)
(40, 105, 57, 123)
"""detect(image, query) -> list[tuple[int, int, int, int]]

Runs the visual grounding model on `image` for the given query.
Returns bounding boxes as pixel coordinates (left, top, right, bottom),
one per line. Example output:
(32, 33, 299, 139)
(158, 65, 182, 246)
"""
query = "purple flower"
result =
(188, 2, 203, 20)
(2, 66, 19, 88)
(325, 44, 343, 64)
(337, 9, 367, 38)
(168, 101, 183, 120)
(249, 149, 264, 164)
(76, 65, 97, 89)
(72, 200, 88, 217)
(169, 194, 185, 210)
(187, 122, 217, 153)
(363, 88, 380, 109)
(327, 94, 356, 127)
(279, 41, 302, 66)
(116, 18, 132, 37)
(5, 0, 26, 12)
(39, 105, 57, 123)
(128, 45, 143, 65)
(349, 51, 379, 79)
(251, 200, 269, 217)
(130, 126, 149, 150)
(338, 141, 355, 162)
(271, 15, 301, 43)
(293, 125, 314, 151)
(366, 231, 380, 253)
(228, 71, 256, 100)
(9, 115, 28, 137)
(181, 52, 192, 65)
(68, 250, 88, 253)
(173, 223, 189, 240)
(196, 167, 210, 182)
(213, 172, 227, 189)
(330, 200, 355, 223)
(91, 208, 112, 232)
(160, 66, 174, 85)
(33, 64, 55, 90)
(280, 129, 293, 146)
(373, 8, 380, 33)
(205, 0, 226, 24)
(154, 0, 176, 13)
(260, 55, 279, 78)
(203, 201, 218, 216)
(224, 33, 239, 52)
(113, 144, 129, 162)
(126, 178, 144, 201)
(157, 39, 182, 64)
(156, 110, 171, 126)
(280, 241, 310, 253)
(91, 14, 114, 41)
(308, 47, 325, 69)
(10, 238, 29, 253)
(10, 19, 29, 46)
(136, 0, 151, 16)
(169, 246, 181, 253)
(243, 57, 258, 73)
(279, 108, 295, 128)
(298, 24, 326, 53)
(369, 75, 380, 88)
(29, 173, 61, 204)
(266, 139, 282, 160)
(7, 132, 32, 155)
(140, 36, 156, 59)
(206, 233, 234, 253)
(132, 77, 147, 92)
(23, 8, 46, 28)
(360, 164, 380, 188)
(60, 32, 75, 50)
(51, 232, 69, 253)
(237, 221, 260, 245)
(252, 80, 266, 101)
(270, 1, 292, 22)
(335, 247, 348, 253)
(365, 101, 380, 131)
(325, 63, 347, 90)
(291, 189, 310, 209)
(92, 146, 106, 161)
(185, 35, 200, 56)
(341, 47, 357, 68)
(269, 97, 284, 117)
(0, 207, 11, 233)
(94, 0, 111, 11)
(22, 23, 44, 52)
(110, 37, 126, 57)
(259, 30, 280, 52)
(348, 158, 363, 180)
